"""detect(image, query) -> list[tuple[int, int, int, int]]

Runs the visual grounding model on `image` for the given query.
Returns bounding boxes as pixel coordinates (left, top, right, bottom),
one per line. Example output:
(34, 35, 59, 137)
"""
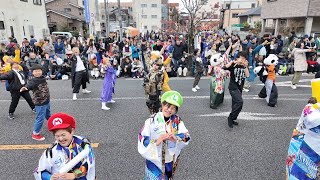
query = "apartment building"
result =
(45, 0, 86, 35)
(0, 0, 49, 44)
(132, 0, 162, 32)
(261, 0, 320, 36)
(220, 0, 259, 31)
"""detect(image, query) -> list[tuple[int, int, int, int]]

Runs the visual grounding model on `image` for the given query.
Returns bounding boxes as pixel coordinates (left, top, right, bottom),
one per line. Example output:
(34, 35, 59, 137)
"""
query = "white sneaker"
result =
(192, 88, 197, 92)
(102, 106, 110, 110)
(195, 85, 200, 90)
(72, 93, 77, 100)
(243, 88, 249, 92)
(82, 89, 91, 94)
(291, 84, 297, 90)
(108, 100, 116, 103)
(101, 102, 110, 110)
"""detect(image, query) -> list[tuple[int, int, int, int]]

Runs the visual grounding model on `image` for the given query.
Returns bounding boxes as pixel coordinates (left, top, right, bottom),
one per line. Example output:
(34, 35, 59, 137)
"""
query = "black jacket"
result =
(71, 55, 89, 88)
(172, 44, 184, 60)
(0, 70, 26, 92)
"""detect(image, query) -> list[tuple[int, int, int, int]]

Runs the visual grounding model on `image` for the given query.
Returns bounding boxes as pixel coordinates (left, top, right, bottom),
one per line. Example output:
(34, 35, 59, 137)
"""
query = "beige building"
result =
(132, 0, 162, 32)
(45, 0, 86, 36)
(220, 0, 259, 32)
(0, 0, 49, 44)
(261, 0, 320, 36)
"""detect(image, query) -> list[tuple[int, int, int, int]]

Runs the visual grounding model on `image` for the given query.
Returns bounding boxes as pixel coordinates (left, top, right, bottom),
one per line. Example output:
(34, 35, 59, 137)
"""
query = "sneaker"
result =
(32, 109, 37, 114)
(108, 100, 116, 103)
(8, 113, 15, 120)
(195, 85, 200, 90)
(82, 89, 91, 94)
(73, 93, 77, 100)
(192, 88, 197, 92)
(102, 106, 110, 110)
(233, 121, 239, 126)
(291, 84, 297, 90)
(243, 88, 249, 92)
(32, 134, 45, 141)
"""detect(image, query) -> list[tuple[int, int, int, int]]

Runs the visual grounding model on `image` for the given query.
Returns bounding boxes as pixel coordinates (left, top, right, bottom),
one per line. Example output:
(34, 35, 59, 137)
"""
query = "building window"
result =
(141, 15, 147, 19)
(64, 8, 71, 12)
(141, 4, 147, 8)
(144, 26, 147, 29)
(232, 13, 238, 18)
(151, 15, 157, 19)
(20, 0, 28, 2)
(280, 19, 287, 26)
(72, 27, 77, 31)
(33, 0, 41, 5)
(151, 4, 157, 7)
(225, 3, 230, 9)
(251, 3, 255, 8)
(0, 21, 4, 30)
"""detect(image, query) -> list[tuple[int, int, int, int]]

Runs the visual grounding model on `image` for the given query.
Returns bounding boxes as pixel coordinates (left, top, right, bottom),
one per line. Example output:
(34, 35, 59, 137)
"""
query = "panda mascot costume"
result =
(254, 54, 279, 107)
(208, 47, 232, 109)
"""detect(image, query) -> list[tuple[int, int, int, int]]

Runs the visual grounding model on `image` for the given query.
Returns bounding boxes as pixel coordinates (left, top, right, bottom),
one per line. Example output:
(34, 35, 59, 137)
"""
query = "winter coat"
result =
(291, 48, 310, 72)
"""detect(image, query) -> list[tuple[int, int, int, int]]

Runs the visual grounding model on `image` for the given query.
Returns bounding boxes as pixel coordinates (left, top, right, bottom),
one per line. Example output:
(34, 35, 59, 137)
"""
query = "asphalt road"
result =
(0, 74, 315, 180)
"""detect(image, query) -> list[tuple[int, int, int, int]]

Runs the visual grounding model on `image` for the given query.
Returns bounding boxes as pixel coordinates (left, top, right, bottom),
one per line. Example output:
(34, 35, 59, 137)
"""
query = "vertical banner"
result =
(84, 0, 90, 23)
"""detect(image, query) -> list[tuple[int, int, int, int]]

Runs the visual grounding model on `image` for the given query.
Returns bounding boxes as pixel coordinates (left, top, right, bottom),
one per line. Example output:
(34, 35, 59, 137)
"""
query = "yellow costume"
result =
(150, 51, 171, 92)
(312, 78, 320, 102)
(1, 49, 22, 73)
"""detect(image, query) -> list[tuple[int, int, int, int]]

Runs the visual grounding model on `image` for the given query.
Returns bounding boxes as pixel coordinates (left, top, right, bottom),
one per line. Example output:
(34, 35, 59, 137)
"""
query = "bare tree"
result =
(180, 0, 219, 52)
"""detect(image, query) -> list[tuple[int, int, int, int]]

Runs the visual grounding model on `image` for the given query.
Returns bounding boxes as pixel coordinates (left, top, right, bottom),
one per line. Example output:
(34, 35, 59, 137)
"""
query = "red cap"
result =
(48, 113, 76, 131)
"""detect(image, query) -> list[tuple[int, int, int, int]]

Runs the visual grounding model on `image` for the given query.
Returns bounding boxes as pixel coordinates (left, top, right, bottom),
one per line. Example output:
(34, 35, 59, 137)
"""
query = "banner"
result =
(84, 0, 90, 23)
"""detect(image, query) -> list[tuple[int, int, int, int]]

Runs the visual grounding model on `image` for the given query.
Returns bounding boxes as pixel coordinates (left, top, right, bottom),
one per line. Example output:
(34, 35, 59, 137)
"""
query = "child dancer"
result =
(20, 64, 51, 140)
(34, 112, 95, 179)
(100, 57, 116, 110)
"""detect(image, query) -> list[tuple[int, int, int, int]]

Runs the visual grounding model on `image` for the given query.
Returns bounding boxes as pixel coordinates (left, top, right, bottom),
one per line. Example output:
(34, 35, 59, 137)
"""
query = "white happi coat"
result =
(34, 135, 95, 180)
(138, 112, 190, 170)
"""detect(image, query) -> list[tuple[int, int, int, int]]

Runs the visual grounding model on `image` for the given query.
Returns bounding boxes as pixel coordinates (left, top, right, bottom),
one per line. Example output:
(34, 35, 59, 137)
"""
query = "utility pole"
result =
(104, 0, 109, 36)
(95, 0, 101, 38)
(118, 0, 122, 40)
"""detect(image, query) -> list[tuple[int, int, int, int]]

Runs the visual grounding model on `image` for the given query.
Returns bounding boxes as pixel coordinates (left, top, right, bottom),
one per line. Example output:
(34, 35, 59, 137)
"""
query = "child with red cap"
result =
(34, 112, 96, 180)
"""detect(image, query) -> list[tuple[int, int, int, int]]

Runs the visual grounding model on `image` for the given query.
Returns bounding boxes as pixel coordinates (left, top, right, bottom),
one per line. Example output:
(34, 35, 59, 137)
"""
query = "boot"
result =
(73, 93, 77, 100)
(101, 102, 110, 110)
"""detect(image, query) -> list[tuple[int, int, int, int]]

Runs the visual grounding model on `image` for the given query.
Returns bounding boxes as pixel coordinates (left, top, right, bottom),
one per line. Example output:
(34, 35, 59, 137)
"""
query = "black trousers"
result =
(9, 91, 35, 114)
(228, 89, 243, 121)
(73, 71, 87, 93)
(193, 72, 202, 87)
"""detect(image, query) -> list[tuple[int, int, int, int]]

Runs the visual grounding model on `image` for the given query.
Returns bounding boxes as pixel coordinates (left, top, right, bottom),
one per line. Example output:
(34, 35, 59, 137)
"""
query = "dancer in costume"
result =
(207, 44, 232, 109)
(286, 97, 320, 180)
(150, 50, 172, 92)
(143, 58, 164, 115)
(100, 57, 116, 110)
(34, 112, 95, 180)
(192, 51, 204, 92)
(138, 91, 190, 180)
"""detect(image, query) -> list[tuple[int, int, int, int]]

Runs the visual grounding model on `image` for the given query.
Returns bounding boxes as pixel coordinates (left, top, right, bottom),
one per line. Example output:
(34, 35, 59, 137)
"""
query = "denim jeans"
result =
(33, 103, 51, 134)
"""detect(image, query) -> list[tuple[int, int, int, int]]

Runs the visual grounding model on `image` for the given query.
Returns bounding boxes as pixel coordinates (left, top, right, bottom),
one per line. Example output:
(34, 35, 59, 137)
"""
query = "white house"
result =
(0, 0, 49, 44)
(132, 0, 162, 32)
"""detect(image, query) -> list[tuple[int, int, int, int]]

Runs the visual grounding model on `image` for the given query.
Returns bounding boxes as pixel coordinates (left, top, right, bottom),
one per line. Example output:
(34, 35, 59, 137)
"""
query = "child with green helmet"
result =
(138, 90, 190, 179)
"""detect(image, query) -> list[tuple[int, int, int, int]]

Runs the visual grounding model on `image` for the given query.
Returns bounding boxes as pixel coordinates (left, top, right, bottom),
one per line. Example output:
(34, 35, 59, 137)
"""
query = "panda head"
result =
(210, 53, 224, 66)
(264, 54, 279, 66)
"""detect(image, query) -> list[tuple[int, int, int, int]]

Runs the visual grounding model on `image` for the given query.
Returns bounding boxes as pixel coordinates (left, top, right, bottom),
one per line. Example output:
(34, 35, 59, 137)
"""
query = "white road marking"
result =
(198, 112, 297, 121)
(257, 79, 312, 87)
(0, 94, 310, 102)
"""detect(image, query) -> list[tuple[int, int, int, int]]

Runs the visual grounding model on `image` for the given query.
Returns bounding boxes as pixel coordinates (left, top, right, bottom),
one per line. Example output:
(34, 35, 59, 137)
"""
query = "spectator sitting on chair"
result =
(26, 53, 41, 76)
(177, 57, 188, 77)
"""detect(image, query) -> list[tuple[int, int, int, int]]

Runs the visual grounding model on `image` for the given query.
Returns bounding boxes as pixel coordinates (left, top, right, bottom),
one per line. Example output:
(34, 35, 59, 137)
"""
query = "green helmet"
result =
(161, 91, 183, 107)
